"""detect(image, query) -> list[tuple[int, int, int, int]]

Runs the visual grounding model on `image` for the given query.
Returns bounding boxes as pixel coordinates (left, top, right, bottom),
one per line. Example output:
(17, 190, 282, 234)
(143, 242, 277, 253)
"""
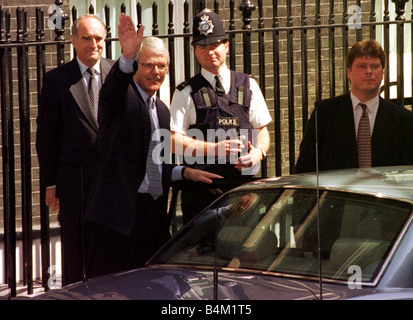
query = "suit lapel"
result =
(371, 98, 391, 161)
(336, 94, 358, 166)
(337, 94, 357, 143)
(100, 58, 112, 84)
(69, 60, 99, 132)
(129, 84, 152, 157)
(156, 97, 170, 130)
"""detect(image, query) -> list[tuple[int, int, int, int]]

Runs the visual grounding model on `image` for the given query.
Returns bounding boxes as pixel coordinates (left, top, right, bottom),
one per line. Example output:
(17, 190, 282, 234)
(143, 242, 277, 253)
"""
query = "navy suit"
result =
(36, 58, 115, 285)
(295, 93, 413, 174)
(85, 61, 173, 278)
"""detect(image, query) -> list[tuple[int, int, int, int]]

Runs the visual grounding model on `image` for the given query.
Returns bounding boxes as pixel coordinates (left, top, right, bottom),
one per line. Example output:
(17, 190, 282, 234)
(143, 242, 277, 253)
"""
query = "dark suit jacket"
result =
(36, 57, 115, 198)
(84, 61, 173, 236)
(294, 93, 413, 174)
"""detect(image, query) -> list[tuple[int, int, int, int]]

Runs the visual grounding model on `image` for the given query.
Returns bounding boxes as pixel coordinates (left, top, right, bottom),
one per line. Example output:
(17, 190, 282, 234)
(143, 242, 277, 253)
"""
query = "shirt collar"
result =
(77, 57, 101, 76)
(350, 91, 380, 113)
(201, 65, 230, 87)
(134, 81, 156, 108)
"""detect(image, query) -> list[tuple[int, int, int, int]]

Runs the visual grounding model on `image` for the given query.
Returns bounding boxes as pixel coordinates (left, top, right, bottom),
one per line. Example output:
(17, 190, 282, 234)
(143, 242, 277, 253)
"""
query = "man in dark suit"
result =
(36, 14, 115, 285)
(295, 40, 413, 174)
(85, 14, 221, 278)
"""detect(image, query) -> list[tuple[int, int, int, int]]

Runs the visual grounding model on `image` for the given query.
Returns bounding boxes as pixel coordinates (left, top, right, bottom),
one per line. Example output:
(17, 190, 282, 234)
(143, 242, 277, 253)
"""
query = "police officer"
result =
(170, 10, 272, 225)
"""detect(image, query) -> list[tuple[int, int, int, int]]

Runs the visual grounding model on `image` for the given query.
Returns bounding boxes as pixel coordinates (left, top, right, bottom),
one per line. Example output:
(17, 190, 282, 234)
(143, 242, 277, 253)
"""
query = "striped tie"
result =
(357, 103, 371, 168)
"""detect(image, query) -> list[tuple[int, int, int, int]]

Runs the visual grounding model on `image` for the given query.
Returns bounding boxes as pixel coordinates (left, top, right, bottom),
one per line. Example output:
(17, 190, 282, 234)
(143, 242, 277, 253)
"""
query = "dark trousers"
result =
(57, 162, 95, 286)
(86, 193, 171, 279)
(59, 199, 87, 286)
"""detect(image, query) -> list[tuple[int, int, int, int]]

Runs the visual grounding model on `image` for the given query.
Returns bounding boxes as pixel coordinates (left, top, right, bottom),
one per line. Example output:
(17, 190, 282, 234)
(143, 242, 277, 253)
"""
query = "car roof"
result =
(233, 166, 413, 203)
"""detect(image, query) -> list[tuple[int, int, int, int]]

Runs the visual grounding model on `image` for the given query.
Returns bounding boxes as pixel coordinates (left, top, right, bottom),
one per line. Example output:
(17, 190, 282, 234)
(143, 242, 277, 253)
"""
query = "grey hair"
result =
(137, 36, 170, 64)
(71, 14, 107, 39)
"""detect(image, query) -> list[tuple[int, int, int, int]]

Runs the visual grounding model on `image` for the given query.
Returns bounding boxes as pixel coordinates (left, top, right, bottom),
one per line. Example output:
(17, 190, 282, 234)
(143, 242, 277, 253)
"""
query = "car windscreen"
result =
(151, 188, 412, 284)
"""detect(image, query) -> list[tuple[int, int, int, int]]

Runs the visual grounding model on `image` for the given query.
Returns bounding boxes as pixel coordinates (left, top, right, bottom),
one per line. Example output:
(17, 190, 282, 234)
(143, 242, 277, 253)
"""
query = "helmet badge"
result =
(198, 14, 214, 36)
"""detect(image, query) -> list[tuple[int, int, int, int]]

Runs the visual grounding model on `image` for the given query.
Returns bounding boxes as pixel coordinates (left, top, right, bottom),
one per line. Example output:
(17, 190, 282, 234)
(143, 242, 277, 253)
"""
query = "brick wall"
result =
(0, 0, 71, 229)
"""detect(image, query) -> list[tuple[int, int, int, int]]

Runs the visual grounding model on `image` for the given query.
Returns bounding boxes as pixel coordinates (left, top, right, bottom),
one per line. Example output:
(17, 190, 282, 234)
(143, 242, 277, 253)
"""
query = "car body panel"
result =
(37, 266, 384, 300)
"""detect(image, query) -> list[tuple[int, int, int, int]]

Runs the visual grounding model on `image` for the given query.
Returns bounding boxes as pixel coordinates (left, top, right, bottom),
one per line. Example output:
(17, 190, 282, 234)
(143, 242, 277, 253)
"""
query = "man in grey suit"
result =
(295, 40, 413, 174)
(36, 14, 115, 285)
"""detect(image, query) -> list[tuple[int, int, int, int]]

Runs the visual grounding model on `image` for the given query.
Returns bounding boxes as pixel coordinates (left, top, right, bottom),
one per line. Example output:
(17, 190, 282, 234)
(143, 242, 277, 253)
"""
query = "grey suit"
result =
(295, 93, 413, 174)
(36, 57, 115, 285)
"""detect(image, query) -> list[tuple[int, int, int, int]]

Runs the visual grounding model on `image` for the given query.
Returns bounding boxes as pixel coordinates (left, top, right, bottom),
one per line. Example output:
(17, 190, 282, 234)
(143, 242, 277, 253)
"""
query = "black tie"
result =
(215, 75, 225, 95)
(87, 68, 99, 119)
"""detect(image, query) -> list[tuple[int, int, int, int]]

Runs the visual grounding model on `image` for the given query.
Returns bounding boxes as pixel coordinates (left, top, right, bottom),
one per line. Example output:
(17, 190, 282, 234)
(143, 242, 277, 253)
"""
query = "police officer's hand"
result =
(118, 13, 145, 60)
(235, 141, 263, 170)
(216, 139, 244, 157)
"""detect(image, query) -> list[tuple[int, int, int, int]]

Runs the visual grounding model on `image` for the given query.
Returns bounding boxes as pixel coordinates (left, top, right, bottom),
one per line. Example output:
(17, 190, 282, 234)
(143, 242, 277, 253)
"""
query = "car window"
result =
(151, 188, 412, 284)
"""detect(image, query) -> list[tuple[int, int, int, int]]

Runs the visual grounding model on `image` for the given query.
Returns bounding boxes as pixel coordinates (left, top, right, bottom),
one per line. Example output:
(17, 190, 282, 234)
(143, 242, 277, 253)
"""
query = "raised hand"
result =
(118, 13, 145, 60)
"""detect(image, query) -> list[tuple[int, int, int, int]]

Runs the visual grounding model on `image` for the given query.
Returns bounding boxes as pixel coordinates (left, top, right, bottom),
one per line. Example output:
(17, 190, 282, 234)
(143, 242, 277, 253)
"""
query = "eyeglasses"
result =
(138, 61, 169, 73)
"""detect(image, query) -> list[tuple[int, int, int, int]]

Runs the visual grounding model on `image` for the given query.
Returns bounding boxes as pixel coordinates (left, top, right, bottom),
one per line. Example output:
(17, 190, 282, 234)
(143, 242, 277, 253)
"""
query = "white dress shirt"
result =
(170, 65, 272, 135)
(350, 91, 379, 137)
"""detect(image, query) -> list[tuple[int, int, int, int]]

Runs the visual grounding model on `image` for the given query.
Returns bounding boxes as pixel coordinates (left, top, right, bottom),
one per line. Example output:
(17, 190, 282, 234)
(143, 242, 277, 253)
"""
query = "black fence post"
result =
(272, 0, 281, 177)
(71, 6, 77, 58)
(328, 1, 336, 99)
(383, 1, 391, 100)
(392, 0, 409, 107)
(257, 0, 267, 178)
(1, 8, 17, 298)
(51, 0, 69, 66)
(239, 0, 254, 75)
(16, 6, 33, 295)
(168, 0, 176, 100)
(229, 0, 236, 70)
(342, 0, 349, 94)
(152, 2, 159, 36)
(370, 0, 377, 39)
(286, 2, 295, 174)
(315, 0, 322, 101)
(301, 0, 309, 134)
(105, 4, 112, 59)
(35, 6, 50, 293)
(183, 1, 191, 80)
(135, 2, 141, 29)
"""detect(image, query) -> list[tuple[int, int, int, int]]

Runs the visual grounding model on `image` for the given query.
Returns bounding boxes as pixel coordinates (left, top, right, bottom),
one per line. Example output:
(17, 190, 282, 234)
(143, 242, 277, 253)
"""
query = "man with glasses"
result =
(84, 13, 220, 278)
(170, 10, 272, 225)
